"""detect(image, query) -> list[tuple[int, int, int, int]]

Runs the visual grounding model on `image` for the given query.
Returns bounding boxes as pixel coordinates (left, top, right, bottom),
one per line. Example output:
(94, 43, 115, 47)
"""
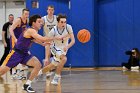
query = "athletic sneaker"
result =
(51, 75, 61, 85)
(46, 71, 55, 78)
(22, 84, 35, 92)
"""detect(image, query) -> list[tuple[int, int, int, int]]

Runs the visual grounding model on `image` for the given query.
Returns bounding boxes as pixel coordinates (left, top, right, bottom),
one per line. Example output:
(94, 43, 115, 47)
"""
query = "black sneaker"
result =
(22, 84, 35, 92)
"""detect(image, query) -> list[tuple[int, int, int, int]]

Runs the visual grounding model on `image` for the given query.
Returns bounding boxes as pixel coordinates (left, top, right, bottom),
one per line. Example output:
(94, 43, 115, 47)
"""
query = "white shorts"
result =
(51, 46, 67, 66)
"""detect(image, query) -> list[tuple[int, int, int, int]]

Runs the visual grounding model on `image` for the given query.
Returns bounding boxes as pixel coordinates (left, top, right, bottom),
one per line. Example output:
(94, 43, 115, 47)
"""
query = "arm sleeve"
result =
(67, 24, 73, 34)
(42, 16, 45, 22)
(2, 23, 8, 32)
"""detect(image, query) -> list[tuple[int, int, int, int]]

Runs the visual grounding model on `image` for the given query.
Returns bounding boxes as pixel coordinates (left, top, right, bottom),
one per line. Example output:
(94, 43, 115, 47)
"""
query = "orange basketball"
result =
(77, 29, 91, 43)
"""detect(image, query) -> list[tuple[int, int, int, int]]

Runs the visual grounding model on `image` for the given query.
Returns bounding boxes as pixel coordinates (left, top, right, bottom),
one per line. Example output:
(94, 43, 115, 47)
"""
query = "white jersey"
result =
(49, 24, 73, 50)
(48, 24, 73, 63)
(42, 15, 57, 36)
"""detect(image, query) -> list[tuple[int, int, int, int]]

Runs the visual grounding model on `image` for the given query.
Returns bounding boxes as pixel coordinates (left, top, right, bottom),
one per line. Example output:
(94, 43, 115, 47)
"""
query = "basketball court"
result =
(0, 0, 140, 93)
(0, 69, 140, 93)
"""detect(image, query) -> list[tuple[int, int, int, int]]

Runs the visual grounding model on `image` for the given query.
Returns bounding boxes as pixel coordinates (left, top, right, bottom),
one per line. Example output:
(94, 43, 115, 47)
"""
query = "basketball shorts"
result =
(50, 46, 67, 66)
(2, 50, 33, 68)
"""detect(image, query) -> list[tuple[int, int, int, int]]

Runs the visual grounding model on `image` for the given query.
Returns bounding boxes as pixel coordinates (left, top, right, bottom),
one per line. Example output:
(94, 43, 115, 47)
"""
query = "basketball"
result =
(77, 29, 91, 43)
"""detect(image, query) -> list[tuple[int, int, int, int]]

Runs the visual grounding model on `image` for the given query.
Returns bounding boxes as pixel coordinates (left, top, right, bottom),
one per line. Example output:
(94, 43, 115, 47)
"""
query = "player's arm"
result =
(29, 29, 54, 42)
(9, 18, 21, 42)
(32, 39, 51, 46)
(41, 17, 45, 26)
(66, 25, 75, 49)
(63, 25, 75, 51)
(67, 32, 75, 49)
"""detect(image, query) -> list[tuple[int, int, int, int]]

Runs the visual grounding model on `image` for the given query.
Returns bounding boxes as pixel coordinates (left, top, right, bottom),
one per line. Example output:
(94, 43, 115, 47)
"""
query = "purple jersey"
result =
(14, 31, 33, 53)
(10, 17, 27, 49)
(2, 29, 34, 68)
(14, 17, 27, 39)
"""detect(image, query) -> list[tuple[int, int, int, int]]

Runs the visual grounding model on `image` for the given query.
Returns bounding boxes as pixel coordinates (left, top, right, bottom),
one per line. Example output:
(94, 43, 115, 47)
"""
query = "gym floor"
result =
(0, 69, 140, 93)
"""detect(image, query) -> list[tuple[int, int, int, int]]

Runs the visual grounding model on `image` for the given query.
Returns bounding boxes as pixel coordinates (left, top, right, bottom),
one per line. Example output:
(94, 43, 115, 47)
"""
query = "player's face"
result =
(47, 7, 54, 16)
(58, 18, 66, 29)
(23, 11, 29, 19)
(35, 18, 43, 30)
(9, 15, 14, 23)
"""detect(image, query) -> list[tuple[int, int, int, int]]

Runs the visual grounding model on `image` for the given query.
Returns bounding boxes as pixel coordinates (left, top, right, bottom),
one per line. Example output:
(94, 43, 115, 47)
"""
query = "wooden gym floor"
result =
(0, 68, 140, 93)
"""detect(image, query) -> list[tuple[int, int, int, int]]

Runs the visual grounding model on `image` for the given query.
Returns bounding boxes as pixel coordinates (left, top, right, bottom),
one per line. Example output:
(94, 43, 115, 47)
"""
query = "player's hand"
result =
(3, 42, 7, 47)
(54, 36, 63, 40)
(42, 42, 51, 46)
(43, 59, 50, 66)
(62, 34, 70, 39)
(63, 46, 69, 52)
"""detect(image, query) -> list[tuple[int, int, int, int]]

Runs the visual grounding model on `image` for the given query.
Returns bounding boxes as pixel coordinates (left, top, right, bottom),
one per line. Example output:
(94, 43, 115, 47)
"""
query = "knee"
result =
(34, 62, 42, 69)
(61, 56, 67, 63)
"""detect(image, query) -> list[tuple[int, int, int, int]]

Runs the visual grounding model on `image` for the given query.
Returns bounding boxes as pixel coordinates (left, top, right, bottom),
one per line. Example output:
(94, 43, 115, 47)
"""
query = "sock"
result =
(55, 74, 61, 77)
(26, 80, 32, 86)
(38, 69, 43, 75)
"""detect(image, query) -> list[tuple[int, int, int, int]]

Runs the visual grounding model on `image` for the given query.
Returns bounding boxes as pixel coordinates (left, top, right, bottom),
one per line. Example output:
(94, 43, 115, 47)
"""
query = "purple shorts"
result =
(2, 50, 33, 68)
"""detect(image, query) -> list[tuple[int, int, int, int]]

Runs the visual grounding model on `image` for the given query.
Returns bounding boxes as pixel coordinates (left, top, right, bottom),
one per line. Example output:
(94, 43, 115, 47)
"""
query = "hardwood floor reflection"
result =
(1, 70, 140, 93)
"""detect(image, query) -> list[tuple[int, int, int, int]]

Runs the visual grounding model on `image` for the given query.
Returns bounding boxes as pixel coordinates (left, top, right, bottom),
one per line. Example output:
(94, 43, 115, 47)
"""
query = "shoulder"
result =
(17, 17, 21, 21)
(13, 18, 21, 24)
(42, 15, 47, 20)
(24, 28, 36, 35)
(28, 28, 36, 32)
(3, 22, 9, 26)
(54, 15, 57, 18)
(66, 24, 72, 29)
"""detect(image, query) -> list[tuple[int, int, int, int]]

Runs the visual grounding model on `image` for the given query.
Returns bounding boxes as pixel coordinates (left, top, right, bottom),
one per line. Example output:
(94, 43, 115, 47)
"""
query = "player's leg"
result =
(22, 56, 41, 93)
(0, 50, 20, 76)
(38, 61, 56, 76)
(44, 45, 51, 66)
(0, 66, 10, 76)
(55, 55, 67, 75)
(51, 55, 67, 85)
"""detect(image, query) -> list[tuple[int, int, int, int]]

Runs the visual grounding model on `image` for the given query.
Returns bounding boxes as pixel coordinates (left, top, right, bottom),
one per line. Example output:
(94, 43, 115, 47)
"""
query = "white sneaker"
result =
(46, 72, 55, 77)
(131, 66, 139, 70)
(123, 66, 126, 69)
(51, 75, 61, 85)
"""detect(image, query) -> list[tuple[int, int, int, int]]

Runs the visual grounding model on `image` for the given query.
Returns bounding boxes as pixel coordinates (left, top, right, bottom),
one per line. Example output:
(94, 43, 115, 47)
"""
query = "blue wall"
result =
(68, 0, 94, 67)
(97, 0, 140, 66)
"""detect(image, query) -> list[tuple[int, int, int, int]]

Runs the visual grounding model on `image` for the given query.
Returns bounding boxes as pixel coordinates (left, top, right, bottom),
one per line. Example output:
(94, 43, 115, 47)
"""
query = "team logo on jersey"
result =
(47, 24, 56, 31)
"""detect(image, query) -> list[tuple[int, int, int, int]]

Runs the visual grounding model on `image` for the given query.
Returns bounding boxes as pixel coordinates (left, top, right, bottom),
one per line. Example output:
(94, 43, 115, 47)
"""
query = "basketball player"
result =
(9, 8, 29, 48)
(42, 5, 57, 66)
(0, 14, 63, 92)
(42, 5, 57, 77)
(38, 14, 75, 85)
(9, 8, 29, 78)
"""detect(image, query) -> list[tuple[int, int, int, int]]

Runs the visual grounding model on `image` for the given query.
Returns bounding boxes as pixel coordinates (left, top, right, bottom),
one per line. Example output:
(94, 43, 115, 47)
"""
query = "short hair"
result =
(47, 5, 54, 10)
(22, 8, 29, 13)
(57, 14, 67, 22)
(9, 14, 14, 17)
(29, 14, 41, 26)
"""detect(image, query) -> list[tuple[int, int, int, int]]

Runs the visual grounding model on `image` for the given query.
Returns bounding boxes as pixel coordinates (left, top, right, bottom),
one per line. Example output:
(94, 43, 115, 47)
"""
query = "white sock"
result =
(55, 74, 61, 77)
(39, 69, 43, 75)
(26, 80, 32, 86)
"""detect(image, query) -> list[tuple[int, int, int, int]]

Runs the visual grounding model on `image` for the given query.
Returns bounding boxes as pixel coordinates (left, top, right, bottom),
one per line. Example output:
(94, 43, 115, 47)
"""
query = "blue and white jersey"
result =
(48, 24, 73, 50)
(42, 15, 57, 36)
